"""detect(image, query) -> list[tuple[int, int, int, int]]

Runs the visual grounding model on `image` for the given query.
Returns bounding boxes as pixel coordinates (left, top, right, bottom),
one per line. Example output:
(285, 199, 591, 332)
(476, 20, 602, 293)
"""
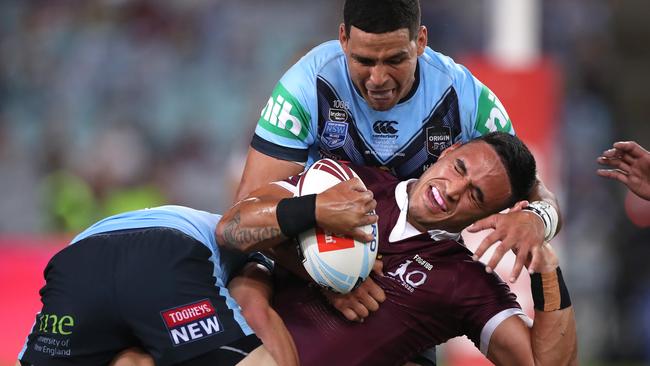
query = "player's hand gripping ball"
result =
(297, 159, 378, 294)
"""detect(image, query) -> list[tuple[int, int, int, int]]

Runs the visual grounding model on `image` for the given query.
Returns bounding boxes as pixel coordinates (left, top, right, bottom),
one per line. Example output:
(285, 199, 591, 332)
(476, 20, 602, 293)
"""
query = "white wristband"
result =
(523, 201, 559, 242)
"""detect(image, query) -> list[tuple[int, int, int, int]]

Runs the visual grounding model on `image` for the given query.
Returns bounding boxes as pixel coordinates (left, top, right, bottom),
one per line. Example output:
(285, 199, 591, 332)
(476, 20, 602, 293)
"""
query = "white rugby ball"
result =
(297, 159, 378, 294)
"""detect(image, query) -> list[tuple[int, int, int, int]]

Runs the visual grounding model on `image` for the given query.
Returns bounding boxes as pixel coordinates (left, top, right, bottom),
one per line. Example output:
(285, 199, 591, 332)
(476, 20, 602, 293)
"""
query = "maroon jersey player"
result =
(217, 132, 577, 365)
(270, 166, 520, 365)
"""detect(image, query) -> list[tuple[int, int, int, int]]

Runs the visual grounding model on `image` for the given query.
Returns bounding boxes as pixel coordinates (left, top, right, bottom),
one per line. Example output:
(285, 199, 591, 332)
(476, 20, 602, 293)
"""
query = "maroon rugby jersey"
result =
(274, 165, 521, 366)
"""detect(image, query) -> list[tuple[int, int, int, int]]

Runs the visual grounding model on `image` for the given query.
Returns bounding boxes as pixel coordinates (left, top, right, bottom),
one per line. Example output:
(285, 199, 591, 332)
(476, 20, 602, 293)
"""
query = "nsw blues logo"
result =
(321, 121, 349, 149)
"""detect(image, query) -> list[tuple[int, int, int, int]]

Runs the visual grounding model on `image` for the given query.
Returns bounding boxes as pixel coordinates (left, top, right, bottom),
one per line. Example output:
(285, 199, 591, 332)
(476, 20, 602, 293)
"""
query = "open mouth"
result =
(367, 89, 394, 101)
(427, 185, 447, 212)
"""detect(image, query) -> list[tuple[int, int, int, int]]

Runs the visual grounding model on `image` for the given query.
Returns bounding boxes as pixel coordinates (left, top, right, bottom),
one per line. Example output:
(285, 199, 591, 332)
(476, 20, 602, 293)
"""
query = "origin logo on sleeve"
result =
(160, 299, 222, 346)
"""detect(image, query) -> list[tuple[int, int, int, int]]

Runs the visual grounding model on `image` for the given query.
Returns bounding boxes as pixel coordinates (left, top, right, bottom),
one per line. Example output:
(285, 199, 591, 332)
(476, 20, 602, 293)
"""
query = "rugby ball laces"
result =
(297, 159, 378, 294)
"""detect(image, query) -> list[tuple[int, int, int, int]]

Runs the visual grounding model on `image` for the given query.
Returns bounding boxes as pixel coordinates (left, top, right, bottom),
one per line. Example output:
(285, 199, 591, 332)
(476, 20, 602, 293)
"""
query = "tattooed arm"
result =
(217, 184, 293, 253)
(216, 179, 377, 253)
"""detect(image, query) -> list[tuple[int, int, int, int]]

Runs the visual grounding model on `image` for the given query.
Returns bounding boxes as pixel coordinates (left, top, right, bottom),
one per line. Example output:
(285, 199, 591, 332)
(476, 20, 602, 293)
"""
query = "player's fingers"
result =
(606, 160, 633, 177)
(509, 252, 528, 283)
(349, 227, 374, 243)
(358, 295, 380, 312)
(510, 200, 529, 212)
(372, 259, 383, 276)
(360, 276, 385, 301)
(356, 213, 377, 226)
(599, 150, 635, 167)
(527, 246, 542, 274)
(600, 148, 622, 159)
(366, 213, 379, 225)
(597, 155, 631, 172)
(602, 149, 636, 166)
(597, 169, 630, 184)
(351, 302, 370, 319)
(348, 177, 369, 192)
(485, 240, 513, 273)
(614, 141, 648, 158)
(351, 190, 374, 205)
(620, 152, 637, 166)
(472, 231, 501, 261)
(366, 283, 386, 303)
(364, 198, 377, 213)
(466, 214, 498, 233)
(340, 308, 360, 322)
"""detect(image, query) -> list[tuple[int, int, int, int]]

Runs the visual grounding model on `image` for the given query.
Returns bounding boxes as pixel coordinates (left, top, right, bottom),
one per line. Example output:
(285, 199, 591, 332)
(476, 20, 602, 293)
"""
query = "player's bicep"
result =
(235, 147, 304, 201)
(486, 315, 534, 366)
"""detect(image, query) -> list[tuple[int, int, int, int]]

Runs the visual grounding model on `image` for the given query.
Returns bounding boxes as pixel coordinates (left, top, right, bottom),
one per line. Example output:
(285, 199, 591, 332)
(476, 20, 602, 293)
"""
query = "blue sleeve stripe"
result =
(251, 134, 309, 162)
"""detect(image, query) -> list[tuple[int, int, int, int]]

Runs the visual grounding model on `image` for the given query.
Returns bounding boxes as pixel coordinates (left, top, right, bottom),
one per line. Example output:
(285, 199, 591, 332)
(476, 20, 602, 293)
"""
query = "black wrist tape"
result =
(276, 194, 317, 238)
(530, 267, 572, 311)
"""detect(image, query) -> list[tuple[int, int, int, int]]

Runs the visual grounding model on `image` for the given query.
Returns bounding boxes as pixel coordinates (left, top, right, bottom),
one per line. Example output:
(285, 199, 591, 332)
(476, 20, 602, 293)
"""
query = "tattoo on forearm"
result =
(222, 210, 283, 250)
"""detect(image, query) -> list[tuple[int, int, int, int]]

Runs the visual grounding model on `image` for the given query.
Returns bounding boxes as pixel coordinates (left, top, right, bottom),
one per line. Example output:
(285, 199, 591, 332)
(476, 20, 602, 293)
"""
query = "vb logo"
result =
(372, 120, 399, 135)
(38, 313, 75, 335)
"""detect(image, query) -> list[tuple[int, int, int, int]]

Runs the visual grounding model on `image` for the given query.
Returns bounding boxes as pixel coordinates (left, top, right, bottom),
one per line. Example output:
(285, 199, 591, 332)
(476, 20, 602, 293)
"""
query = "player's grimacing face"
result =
(339, 25, 427, 111)
(407, 141, 513, 233)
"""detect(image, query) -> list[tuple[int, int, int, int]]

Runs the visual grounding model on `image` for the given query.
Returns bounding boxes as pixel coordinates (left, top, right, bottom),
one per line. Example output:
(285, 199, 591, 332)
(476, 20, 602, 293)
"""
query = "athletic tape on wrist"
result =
(530, 267, 571, 311)
(523, 201, 559, 242)
(276, 194, 317, 238)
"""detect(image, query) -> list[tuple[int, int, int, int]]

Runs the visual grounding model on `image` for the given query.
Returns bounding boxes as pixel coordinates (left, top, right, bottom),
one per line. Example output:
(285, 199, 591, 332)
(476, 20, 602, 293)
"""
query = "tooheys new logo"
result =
(161, 299, 222, 346)
(259, 82, 311, 141)
(474, 85, 513, 135)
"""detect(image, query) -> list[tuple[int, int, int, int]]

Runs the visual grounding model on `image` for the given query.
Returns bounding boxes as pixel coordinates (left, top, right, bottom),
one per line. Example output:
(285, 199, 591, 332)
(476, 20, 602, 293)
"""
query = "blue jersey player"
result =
(16, 205, 299, 366)
(234, 0, 562, 355)
(233, 1, 564, 364)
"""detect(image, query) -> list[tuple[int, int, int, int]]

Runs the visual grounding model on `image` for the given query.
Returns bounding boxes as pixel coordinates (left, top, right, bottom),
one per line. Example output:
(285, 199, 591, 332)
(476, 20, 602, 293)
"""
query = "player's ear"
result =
(339, 23, 348, 51)
(439, 142, 462, 159)
(416, 26, 427, 55)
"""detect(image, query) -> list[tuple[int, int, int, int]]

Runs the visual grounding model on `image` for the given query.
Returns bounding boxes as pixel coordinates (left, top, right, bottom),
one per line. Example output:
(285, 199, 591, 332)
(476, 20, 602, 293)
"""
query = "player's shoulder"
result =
(419, 47, 476, 82)
(294, 40, 344, 73)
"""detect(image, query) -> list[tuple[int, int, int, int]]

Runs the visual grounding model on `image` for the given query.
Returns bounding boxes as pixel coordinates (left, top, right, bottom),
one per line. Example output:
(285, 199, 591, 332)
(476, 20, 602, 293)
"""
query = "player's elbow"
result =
(215, 219, 253, 253)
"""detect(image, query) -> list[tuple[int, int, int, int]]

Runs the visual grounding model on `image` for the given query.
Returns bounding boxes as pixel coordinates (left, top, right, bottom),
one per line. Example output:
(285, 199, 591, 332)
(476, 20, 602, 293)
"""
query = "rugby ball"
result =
(297, 159, 378, 294)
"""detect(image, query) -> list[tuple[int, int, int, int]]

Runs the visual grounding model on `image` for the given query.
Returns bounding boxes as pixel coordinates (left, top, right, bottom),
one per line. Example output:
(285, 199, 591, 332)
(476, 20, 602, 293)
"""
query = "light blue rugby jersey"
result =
(71, 205, 267, 336)
(252, 40, 514, 179)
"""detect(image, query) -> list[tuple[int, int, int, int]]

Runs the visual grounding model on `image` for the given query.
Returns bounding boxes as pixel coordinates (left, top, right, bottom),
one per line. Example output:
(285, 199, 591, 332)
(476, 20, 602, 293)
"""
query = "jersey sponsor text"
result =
(161, 299, 223, 346)
(475, 85, 512, 134)
(259, 83, 310, 140)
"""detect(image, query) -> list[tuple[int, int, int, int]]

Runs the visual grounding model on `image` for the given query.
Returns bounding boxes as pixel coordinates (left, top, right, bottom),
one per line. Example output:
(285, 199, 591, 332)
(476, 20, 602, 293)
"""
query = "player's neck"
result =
(405, 180, 428, 232)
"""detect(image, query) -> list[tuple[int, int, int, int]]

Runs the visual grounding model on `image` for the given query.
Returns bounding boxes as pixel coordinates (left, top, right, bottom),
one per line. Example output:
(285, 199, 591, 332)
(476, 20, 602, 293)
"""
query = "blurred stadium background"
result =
(1, 0, 649, 365)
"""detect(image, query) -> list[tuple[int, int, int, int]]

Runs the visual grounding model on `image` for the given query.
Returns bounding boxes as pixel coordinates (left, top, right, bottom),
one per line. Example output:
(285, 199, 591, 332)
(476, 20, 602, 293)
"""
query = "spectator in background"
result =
(598, 141, 650, 200)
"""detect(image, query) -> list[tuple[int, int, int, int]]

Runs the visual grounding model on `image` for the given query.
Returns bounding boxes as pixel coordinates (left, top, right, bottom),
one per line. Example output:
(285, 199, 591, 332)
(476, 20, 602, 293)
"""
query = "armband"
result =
(276, 194, 317, 238)
(530, 267, 571, 311)
(523, 201, 559, 242)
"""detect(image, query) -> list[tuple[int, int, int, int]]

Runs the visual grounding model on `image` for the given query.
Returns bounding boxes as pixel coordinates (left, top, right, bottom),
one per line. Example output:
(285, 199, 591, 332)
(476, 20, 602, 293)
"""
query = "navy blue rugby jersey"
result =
(252, 40, 514, 179)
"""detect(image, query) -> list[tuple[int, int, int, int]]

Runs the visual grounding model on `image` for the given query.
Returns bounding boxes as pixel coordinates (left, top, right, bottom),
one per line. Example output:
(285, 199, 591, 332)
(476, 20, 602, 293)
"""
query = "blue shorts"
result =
(18, 227, 259, 366)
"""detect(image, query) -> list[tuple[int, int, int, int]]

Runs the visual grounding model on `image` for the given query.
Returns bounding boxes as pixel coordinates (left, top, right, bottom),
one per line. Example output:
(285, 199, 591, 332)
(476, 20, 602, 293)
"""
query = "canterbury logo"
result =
(373, 120, 399, 135)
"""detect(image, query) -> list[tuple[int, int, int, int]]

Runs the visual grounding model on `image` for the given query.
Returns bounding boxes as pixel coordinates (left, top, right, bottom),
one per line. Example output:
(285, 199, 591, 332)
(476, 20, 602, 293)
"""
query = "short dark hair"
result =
(472, 132, 537, 207)
(343, 0, 421, 40)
